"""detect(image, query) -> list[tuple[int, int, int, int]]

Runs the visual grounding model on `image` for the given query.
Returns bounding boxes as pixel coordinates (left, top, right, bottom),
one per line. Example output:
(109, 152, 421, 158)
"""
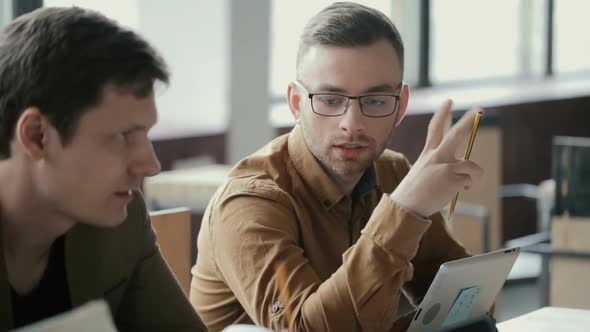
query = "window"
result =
(0, 0, 13, 28)
(43, 0, 229, 135)
(553, 0, 590, 75)
(429, 0, 522, 84)
(44, 0, 139, 27)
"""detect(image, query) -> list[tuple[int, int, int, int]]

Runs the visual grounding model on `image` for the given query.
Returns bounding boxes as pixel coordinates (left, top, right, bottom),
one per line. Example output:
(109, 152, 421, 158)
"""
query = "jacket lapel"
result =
(66, 224, 106, 307)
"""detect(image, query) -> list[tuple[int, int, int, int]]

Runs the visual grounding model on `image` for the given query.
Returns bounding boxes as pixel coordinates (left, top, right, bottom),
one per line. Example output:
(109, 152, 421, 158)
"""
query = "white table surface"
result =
(497, 306, 590, 332)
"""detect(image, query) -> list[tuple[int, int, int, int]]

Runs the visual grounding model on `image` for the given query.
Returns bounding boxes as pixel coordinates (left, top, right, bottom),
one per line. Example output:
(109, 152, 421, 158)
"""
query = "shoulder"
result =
(204, 159, 297, 238)
(375, 149, 412, 175)
(219, 134, 295, 209)
(218, 174, 293, 212)
(374, 149, 413, 192)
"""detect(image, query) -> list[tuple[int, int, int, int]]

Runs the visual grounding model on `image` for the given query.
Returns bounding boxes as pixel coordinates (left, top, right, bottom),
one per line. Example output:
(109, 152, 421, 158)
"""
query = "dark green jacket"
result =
(0, 191, 206, 331)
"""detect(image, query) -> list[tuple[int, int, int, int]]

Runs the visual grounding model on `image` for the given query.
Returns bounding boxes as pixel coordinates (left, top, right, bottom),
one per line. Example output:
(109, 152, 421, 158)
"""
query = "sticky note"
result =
(442, 285, 481, 327)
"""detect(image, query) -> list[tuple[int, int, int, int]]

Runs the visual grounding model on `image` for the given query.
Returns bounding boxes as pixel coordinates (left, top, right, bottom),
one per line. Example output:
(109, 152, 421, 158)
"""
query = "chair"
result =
(144, 164, 233, 266)
(149, 207, 192, 295)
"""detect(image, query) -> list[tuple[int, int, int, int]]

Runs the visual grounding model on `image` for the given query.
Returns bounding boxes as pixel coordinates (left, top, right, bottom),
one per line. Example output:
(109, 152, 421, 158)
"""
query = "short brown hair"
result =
(0, 7, 169, 159)
(296, 2, 404, 78)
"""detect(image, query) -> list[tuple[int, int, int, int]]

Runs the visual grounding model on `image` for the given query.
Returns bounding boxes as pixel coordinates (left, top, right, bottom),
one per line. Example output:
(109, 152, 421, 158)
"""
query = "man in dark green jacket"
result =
(0, 7, 206, 331)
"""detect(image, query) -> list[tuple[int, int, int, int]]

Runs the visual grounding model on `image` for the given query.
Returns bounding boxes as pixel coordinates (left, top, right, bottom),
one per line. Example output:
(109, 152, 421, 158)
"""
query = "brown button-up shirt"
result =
(190, 126, 469, 331)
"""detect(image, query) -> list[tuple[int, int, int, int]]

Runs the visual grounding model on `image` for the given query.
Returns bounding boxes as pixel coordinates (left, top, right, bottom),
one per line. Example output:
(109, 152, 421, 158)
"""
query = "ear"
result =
(15, 107, 50, 160)
(287, 82, 302, 123)
(394, 83, 410, 126)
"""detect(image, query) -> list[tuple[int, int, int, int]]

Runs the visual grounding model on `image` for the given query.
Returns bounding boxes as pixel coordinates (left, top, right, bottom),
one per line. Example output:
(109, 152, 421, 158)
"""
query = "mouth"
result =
(334, 143, 369, 149)
(115, 189, 132, 195)
(333, 143, 369, 159)
(114, 190, 134, 201)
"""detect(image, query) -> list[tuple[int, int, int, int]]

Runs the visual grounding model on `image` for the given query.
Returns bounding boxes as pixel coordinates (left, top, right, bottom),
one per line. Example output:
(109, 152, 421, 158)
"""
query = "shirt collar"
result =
(356, 165, 377, 196)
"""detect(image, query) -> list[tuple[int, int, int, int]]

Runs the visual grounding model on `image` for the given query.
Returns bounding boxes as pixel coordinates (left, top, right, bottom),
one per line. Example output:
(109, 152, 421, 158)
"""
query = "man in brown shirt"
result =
(191, 2, 484, 331)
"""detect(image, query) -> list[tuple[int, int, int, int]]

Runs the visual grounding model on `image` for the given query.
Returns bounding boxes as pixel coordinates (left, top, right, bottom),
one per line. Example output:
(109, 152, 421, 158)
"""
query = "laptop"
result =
(407, 247, 520, 332)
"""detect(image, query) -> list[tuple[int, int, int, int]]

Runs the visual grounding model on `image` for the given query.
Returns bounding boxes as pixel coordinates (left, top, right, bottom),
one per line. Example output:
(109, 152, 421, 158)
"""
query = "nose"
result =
(338, 99, 367, 134)
(129, 141, 161, 178)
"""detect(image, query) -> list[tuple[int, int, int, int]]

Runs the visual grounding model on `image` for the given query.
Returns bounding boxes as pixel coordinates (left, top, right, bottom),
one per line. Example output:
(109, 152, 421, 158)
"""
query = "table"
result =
(497, 306, 590, 332)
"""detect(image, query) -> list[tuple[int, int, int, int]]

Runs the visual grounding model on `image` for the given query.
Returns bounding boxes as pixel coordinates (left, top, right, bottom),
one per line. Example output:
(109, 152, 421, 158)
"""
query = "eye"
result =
(318, 95, 346, 106)
(363, 97, 387, 106)
(118, 130, 133, 142)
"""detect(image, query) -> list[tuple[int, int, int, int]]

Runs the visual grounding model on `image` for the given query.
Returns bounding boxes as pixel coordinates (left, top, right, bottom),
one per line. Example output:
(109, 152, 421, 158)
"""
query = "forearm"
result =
(299, 196, 431, 331)
(296, 235, 416, 331)
(404, 212, 470, 304)
(225, 196, 431, 331)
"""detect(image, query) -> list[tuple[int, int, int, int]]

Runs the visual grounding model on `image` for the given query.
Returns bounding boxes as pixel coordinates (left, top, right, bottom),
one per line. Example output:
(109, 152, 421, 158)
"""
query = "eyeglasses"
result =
(293, 80, 403, 118)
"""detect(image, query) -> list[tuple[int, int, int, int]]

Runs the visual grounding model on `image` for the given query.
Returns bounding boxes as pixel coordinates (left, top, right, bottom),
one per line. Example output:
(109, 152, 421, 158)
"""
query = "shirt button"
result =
(271, 303, 281, 314)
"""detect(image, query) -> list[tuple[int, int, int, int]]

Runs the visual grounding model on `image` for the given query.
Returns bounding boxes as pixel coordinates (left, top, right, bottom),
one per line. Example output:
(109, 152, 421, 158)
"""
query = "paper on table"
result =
(12, 300, 117, 332)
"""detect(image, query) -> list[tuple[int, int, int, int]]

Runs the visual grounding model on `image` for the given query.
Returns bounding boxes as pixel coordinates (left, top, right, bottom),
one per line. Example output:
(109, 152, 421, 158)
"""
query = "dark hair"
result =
(0, 7, 169, 159)
(296, 2, 404, 77)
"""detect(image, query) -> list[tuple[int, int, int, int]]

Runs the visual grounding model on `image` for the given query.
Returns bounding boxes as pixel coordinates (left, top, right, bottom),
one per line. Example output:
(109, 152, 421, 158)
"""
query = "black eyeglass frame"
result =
(293, 80, 405, 118)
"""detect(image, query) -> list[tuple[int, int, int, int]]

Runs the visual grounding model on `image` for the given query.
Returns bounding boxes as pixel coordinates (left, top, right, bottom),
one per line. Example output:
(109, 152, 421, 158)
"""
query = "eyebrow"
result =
(122, 124, 151, 133)
(315, 83, 401, 94)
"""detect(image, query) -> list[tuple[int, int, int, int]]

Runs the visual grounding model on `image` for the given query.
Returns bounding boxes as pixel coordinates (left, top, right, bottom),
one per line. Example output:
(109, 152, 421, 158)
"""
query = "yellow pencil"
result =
(447, 111, 482, 220)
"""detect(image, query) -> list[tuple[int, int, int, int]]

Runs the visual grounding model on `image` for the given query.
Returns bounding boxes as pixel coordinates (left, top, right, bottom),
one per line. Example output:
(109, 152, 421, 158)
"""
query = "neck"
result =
(0, 164, 73, 262)
(320, 164, 363, 196)
(337, 175, 362, 196)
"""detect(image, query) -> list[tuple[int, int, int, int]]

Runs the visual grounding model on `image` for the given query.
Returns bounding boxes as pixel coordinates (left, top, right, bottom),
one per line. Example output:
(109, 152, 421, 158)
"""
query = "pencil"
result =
(447, 111, 482, 220)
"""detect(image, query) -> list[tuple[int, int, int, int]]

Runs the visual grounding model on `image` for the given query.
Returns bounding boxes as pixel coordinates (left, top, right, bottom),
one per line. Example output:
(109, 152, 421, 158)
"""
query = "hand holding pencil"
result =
(390, 100, 484, 218)
(447, 111, 482, 219)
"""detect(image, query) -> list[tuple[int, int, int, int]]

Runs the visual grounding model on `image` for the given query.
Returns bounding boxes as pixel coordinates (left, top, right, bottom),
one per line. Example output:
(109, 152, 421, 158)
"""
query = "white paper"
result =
(12, 300, 117, 332)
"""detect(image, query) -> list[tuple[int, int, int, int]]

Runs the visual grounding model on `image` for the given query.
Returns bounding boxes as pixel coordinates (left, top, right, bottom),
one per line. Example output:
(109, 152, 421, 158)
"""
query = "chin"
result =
(88, 210, 129, 228)
(334, 159, 373, 175)
(331, 166, 364, 183)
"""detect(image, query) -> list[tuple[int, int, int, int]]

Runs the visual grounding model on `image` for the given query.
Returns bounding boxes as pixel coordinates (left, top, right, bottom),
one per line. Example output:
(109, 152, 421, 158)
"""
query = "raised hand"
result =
(390, 100, 484, 218)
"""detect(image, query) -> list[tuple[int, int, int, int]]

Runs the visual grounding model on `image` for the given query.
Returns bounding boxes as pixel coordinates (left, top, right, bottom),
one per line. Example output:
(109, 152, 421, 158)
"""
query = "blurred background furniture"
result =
(506, 136, 590, 309)
(149, 207, 193, 295)
(446, 202, 490, 255)
(145, 164, 233, 265)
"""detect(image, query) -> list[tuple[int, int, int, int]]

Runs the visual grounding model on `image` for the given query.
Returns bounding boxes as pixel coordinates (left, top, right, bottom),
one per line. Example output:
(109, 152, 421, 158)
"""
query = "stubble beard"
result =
(305, 127, 396, 186)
